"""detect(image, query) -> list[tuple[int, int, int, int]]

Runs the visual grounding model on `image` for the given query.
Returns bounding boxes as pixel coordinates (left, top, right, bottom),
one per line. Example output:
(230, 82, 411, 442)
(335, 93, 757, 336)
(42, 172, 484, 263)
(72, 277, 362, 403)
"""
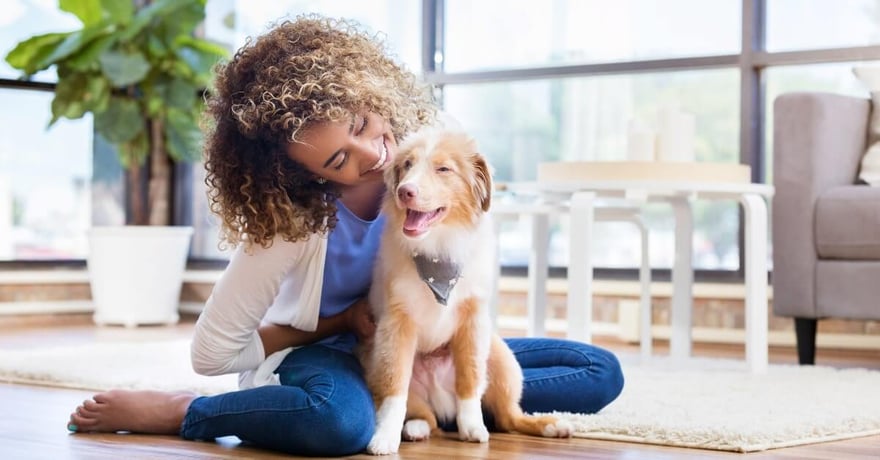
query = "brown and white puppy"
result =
(362, 126, 572, 455)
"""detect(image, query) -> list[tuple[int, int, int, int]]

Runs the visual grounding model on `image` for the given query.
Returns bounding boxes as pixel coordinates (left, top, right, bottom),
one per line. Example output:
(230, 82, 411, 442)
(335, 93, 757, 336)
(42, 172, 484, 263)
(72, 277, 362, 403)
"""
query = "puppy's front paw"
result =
(366, 430, 401, 455)
(402, 419, 432, 441)
(458, 422, 490, 443)
(542, 419, 574, 438)
(457, 398, 489, 443)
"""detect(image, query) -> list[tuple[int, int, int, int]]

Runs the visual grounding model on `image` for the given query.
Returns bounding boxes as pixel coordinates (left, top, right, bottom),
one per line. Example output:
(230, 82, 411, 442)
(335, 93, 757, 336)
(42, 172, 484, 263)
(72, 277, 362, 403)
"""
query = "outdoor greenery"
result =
(4, 0, 226, 225)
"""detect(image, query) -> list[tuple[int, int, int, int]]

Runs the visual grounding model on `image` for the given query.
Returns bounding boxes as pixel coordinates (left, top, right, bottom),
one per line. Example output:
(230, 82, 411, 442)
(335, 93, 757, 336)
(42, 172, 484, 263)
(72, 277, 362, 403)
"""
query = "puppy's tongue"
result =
(404, 209, 435, 233)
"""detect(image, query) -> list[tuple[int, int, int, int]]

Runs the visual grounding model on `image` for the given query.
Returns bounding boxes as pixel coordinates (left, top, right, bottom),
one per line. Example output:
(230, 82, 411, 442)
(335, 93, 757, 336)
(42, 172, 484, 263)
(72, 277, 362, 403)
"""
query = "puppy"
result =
(362, 127, 572, 455)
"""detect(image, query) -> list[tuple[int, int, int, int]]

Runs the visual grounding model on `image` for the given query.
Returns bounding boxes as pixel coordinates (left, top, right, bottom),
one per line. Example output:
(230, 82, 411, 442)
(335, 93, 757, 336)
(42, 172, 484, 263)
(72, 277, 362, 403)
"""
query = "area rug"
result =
(1, 340, 879, 453)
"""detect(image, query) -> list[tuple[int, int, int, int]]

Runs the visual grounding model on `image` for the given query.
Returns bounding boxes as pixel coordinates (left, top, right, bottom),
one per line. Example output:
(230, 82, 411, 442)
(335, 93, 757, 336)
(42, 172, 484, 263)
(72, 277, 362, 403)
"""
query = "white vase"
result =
(87, 226, 193, 327)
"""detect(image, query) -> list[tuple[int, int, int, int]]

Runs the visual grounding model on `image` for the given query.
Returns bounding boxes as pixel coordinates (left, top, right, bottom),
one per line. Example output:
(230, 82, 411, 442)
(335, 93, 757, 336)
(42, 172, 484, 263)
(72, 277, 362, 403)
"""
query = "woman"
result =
(67, 15, 624, 457)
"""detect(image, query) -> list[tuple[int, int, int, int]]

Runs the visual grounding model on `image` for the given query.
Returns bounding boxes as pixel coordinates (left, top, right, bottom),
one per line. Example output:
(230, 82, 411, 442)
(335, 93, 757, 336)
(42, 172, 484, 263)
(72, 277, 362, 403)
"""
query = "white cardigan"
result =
(190, 233, 329, 389)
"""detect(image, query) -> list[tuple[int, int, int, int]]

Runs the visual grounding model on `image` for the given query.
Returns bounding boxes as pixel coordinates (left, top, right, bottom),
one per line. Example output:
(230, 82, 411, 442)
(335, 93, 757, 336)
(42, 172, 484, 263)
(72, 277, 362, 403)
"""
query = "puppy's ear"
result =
(472, 154, 493, 212)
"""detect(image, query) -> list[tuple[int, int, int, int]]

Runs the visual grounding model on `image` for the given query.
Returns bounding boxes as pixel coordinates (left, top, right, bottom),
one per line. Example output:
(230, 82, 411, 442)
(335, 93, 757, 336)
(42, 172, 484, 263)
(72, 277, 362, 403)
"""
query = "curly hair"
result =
(203, 15, 436, 250)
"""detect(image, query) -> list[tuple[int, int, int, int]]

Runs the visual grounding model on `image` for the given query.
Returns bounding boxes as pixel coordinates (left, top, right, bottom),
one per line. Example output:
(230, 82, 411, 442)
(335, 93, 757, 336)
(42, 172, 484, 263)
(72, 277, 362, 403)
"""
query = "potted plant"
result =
(5, 0, 227, 326)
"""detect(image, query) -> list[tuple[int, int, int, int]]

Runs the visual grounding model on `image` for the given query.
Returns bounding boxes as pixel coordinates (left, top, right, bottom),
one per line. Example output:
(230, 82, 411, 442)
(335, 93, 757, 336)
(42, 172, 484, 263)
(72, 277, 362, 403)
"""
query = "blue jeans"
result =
(179, 337, 624, 456)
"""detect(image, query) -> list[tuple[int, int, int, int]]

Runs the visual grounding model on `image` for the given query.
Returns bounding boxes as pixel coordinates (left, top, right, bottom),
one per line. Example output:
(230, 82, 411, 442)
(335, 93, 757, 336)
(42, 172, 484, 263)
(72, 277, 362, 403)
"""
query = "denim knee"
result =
(313, 401, 375, 456)
(590, 347, 625, 410)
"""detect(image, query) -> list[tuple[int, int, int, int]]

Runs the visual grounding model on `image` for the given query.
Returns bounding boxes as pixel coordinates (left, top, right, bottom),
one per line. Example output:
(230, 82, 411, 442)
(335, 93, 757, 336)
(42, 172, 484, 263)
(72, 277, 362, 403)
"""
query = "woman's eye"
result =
(357, 116, 368, 135)
(333, 153, 349, 170)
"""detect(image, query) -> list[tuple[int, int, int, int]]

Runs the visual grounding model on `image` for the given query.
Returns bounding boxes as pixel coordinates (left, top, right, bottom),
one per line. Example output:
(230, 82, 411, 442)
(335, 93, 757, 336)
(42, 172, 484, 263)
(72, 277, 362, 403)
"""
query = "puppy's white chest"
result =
(410, 296, 459, 351)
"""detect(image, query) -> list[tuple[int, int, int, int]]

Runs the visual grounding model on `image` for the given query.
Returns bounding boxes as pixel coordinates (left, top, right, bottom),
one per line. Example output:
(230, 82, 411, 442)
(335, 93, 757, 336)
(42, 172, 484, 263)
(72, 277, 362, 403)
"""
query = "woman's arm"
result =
(191, 237, 311, 376)
(259, 297, 376, 355)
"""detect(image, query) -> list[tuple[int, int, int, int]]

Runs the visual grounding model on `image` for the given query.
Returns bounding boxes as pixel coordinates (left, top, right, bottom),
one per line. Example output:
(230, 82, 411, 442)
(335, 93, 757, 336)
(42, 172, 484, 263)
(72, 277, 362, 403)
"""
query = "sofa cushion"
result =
(815, 185, 880, 259)
(852, 67, 880, 185)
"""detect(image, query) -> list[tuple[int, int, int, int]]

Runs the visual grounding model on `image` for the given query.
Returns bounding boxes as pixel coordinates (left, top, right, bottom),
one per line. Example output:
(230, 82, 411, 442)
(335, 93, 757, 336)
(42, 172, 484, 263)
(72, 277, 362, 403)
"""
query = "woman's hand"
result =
(345, 297, 377, 343)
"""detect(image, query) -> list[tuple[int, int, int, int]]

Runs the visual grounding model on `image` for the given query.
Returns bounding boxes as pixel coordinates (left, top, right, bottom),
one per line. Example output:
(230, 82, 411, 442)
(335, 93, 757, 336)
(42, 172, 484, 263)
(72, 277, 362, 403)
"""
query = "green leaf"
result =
(49, 71, 95, 124)
(146, 93, 164, 118)
(4, 32, 70, 75)
(147, 34, 168, 58)
(65, 33, 116, 71)
(157, 1, 205, 45)
(119, 130, 149, 167)
(176, 37, 228, 75)
(82, 75, 112, 113)
(177, 36, 229, 58)
(60, 0, 102, 26)
(121, 0, 184, 42)
(164, 108, 202, 162)
(99, 50, 151, 86)
(94, 97, 144, 144)
(38, 23, 113, 69)
(154, 76, 198, 111)
(99, 0, 134, 24)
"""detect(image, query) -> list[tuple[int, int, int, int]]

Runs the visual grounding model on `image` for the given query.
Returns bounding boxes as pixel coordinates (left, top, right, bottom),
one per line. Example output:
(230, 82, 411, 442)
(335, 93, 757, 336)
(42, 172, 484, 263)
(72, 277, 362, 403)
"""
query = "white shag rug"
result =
(1, 340, 879, 452)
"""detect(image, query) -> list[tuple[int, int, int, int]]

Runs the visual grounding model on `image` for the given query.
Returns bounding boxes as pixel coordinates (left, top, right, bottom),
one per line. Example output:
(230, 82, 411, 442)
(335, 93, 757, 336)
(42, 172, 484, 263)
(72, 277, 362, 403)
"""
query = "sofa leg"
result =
(794, 317, 817, 365)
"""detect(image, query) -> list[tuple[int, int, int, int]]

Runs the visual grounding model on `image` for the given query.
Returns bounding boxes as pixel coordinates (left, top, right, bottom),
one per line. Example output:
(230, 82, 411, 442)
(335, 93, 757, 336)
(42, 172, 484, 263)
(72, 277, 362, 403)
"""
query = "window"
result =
(6, 1, 880, 276)
(766, 0, 880, 52)
(439, 2, 748, 272)
(443, 0, 741, 72)
(0, 2, 109, 261)
(0, 89, 99, 260)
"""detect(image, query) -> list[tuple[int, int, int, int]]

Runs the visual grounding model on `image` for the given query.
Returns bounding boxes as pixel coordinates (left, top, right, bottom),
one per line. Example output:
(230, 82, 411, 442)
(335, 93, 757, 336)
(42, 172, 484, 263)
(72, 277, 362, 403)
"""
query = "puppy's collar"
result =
(412, 252, 461, 306)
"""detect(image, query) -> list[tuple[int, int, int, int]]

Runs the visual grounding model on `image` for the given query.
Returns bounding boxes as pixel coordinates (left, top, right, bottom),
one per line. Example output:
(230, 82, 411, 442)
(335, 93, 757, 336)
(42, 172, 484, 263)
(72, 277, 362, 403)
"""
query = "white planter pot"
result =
(87, 226, 193, 327)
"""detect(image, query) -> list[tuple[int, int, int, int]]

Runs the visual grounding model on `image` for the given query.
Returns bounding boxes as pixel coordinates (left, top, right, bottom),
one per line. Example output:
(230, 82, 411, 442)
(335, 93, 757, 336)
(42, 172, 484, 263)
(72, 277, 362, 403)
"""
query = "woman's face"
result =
(285, 112, 397, 186)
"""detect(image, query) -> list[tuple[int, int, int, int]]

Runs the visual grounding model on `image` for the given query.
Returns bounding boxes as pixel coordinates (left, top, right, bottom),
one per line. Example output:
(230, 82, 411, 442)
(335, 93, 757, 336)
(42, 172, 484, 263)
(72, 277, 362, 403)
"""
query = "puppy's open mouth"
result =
(403, 207, 447, 237)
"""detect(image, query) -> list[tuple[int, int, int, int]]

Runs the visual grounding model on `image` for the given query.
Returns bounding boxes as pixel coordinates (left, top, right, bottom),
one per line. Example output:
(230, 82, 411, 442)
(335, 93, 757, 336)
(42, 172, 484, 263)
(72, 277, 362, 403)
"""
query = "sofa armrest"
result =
(772, 92, 870, 317)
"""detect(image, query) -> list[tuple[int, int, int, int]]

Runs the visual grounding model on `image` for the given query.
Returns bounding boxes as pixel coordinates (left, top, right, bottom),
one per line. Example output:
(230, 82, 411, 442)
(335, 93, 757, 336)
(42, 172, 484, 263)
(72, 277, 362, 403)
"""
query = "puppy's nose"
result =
(397, 184, 418, 203)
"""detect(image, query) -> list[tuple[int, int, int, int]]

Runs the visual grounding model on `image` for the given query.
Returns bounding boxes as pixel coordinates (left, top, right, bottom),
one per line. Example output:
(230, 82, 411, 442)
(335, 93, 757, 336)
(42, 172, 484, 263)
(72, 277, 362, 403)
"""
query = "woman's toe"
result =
(83, 399, 101, 411)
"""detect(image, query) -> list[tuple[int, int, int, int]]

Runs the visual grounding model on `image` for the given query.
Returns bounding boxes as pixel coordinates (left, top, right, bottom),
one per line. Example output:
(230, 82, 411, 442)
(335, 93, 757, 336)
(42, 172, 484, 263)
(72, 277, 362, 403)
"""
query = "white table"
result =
(502, 180, 775, 373)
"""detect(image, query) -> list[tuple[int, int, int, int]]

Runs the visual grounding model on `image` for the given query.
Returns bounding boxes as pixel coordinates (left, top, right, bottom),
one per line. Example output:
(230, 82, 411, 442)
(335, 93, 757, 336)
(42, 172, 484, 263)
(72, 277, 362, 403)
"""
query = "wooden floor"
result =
(1, 313, 879, 460)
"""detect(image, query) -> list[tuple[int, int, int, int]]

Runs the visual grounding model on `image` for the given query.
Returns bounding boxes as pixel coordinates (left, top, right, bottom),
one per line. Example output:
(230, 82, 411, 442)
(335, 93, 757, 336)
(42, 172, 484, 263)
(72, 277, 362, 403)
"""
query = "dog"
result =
(361, 126, 572, 455)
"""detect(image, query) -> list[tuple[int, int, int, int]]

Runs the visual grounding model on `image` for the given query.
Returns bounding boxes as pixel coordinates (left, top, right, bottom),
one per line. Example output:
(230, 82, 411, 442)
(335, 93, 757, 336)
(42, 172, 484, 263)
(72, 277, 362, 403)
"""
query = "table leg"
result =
(527, 212, 550, 337)
(567, 191, 596, 343)
(669, 196, 694, 361)
(634, 217, 653, 359)
(741, 193, 769, 373)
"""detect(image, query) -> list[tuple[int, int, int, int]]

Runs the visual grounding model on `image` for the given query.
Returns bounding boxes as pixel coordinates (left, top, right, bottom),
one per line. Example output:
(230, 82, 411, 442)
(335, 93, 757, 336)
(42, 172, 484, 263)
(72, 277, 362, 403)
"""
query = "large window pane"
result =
(444, 70, 740, 181)
(0, 88, 95, 260)
(0, 0, 81, 82)
(767, 0, 880, 52)
(444, 70, 741, 270)
(443, 0, 740, 73)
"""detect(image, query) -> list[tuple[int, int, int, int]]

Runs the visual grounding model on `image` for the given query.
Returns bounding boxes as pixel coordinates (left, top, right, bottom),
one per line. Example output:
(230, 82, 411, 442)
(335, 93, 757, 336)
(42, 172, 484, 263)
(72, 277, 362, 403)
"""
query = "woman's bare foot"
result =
(67, 390, 197, 434)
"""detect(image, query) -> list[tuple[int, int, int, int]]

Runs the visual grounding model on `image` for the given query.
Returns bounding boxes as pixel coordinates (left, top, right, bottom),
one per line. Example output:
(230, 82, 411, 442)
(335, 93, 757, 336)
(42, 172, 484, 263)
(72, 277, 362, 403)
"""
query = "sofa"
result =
(772, 92, 880, 364)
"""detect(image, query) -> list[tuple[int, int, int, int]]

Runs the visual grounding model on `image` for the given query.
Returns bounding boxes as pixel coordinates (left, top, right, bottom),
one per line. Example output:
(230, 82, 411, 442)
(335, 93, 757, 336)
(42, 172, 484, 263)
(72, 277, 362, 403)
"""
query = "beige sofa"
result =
(772, 92, 880, 364)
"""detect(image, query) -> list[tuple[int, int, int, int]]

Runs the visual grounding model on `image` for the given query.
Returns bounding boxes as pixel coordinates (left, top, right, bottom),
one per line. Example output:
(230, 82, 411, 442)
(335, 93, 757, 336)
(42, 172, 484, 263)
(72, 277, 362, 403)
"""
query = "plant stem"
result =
(148, 118, 172, 226)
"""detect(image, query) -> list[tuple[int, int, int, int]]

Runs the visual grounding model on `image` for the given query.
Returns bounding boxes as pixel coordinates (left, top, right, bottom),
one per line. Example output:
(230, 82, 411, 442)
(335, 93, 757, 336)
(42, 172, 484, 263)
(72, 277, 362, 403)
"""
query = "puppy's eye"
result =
(403, 159, 412, 169)
(436, 166, 451, 173)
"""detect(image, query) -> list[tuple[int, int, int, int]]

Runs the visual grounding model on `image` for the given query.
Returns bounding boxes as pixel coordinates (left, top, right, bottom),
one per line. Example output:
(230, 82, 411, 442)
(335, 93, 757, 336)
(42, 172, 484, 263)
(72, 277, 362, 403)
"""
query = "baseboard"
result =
(496, 315, 880, 351)
(0, 300, 94, 315)
(1, 299, 877, 351)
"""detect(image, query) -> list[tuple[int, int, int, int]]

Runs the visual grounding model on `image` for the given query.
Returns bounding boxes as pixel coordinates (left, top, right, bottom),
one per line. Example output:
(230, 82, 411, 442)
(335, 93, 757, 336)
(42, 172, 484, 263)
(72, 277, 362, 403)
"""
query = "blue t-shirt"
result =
(315, 199, 385, 352)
